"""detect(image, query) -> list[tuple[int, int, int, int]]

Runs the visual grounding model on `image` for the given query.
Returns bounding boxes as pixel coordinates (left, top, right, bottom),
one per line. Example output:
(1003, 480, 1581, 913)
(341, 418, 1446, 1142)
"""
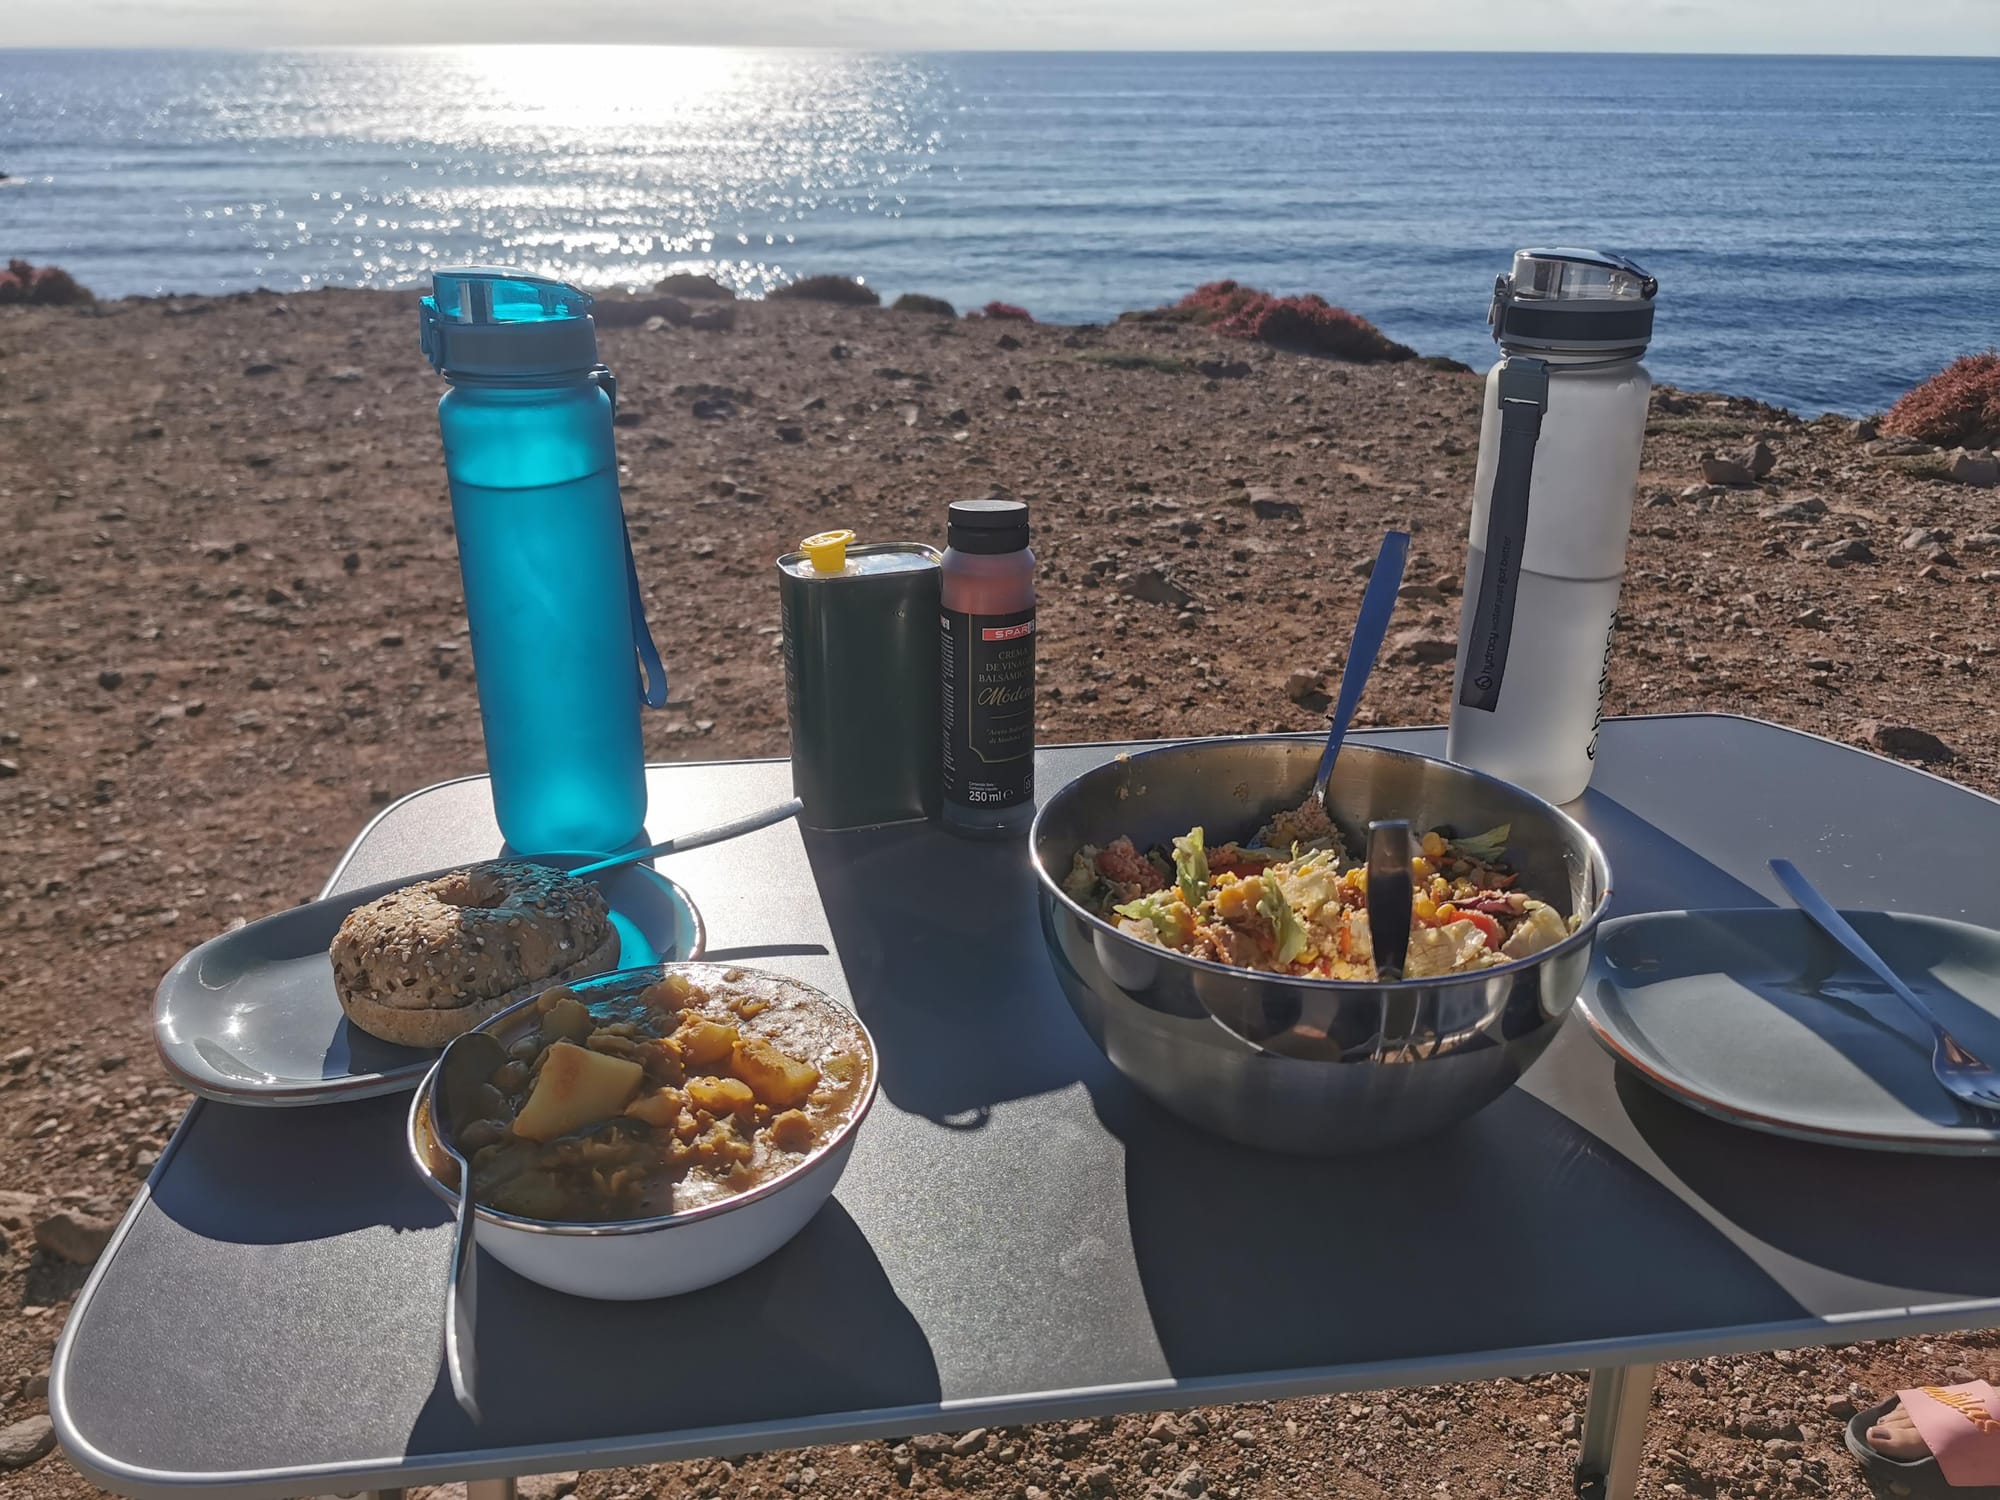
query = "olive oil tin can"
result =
(779, 532, 943, 830)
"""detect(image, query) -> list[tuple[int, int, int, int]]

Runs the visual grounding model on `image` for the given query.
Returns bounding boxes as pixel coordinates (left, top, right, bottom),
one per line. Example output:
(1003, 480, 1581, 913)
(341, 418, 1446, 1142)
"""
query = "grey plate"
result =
(153, 864, 704, 1107)
(1579, 908, 2000, 1154)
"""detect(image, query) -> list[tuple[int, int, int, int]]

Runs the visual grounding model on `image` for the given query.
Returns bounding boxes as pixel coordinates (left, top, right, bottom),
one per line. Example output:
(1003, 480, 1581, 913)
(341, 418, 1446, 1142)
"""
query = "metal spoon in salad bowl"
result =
(1311, 529, 1410, 830)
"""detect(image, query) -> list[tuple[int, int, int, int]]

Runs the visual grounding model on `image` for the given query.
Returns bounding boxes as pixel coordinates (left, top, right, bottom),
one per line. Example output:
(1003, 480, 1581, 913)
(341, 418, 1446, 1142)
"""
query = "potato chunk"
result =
(686, 1075, 757, 1115)
(511, 1041, 643, 1142)
(678, 1020, 739, 1068)
(730, 1037, 820, 1109)
(540, 992, 595, 1043)
(622, 1088, 686, 1127)
(766, 1109, 815, 1153)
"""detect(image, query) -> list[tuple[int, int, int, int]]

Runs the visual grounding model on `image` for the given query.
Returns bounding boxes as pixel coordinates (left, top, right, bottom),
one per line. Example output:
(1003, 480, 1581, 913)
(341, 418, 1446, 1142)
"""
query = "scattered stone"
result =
(997, 334, 1023, 351)
(1083, 1464, 1116, 1490)
(691, 396, 736, 420)
(1285, 671, 1328, 709)
(800, 395, 827, 412)
(1700, 453, 1756, 487)
(945, 406, 971, 426)
(1118, 567, 1196, 608)
(33, 1209, 117, 1264)
(688, 304, 737, 332)
(342, 551, 361, 573)
(1864, 721, 1954, 763)
(0, 1189, 36, 1232)
(97, 668, 123, 690)
(1002, 385, 1023, 401)
(327, 366, 365, 383)
(1903, 526, 1953, 550)
(1760, 496, 1826, 521)
(242, 362, 279, 377)
(1196, 359, 1251, 380)
(1795, 607, 1828, 628)
(20, 1370, 49, 1399)
(1865, 434, 1937, 457)
(1165, 1463, 1206, 1498)
(1742, 438, 1778, 478)
(0, 1416, 56, 1473)
(1247, 488, 1301, 521)
(690, 538, 717, 558)
(1850, 417, 1879, 442)
(776, 424, 806, 443)
(1820, 537, 1876, 567)
(1946, 448, 1999, 487)
(1389, 629, 1458, 666)
(1960, 533, 2000, 552)
(1823, 1394, 1858, 1419)
(0, 758, 17, 778)
(516, 1474, 581, 1500)
(379, 631, 404, 647)
(951, 1428, 989, 1456)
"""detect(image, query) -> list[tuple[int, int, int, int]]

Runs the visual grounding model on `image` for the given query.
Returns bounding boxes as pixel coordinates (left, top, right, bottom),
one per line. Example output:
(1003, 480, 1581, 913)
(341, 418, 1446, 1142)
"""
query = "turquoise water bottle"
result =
(420, 269, 664, 855)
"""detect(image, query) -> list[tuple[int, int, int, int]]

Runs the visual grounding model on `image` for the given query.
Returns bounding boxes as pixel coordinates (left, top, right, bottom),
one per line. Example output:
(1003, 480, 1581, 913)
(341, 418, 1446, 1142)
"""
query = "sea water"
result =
(1446, 548, 1623, 806)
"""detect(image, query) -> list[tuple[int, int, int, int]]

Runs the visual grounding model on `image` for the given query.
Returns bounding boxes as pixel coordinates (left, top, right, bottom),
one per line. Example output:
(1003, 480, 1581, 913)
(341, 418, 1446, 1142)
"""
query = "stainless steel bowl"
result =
(1031, 738, 1612, 1155)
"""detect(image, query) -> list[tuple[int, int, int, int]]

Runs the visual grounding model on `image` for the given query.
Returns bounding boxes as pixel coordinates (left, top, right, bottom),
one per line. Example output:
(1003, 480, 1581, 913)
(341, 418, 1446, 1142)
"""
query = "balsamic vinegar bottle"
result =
(940, 499, 1036, 838)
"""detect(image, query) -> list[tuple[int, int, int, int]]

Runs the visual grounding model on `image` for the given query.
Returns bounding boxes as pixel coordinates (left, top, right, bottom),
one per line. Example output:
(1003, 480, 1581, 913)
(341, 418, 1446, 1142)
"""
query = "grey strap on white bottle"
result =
(1456, 356, 1548, 714)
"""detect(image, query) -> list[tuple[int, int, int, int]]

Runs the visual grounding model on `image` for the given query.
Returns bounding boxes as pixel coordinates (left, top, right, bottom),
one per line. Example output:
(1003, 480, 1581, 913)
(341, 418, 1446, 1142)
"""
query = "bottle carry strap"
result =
(592, 367, 669, 710)
(1456, 356, 1548, 714)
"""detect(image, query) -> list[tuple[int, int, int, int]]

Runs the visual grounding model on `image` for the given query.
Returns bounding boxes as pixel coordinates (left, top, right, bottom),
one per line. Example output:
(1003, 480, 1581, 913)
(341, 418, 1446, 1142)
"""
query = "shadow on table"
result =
(1575, 791, 1772, 921)
(153, 1093, 440, 1243)
(803, 825, 1087, 1122)
(1616, 1070, 2000, 1297)
(1094, 1071, 1809, 1381)
(403, 1200, 940, 1455)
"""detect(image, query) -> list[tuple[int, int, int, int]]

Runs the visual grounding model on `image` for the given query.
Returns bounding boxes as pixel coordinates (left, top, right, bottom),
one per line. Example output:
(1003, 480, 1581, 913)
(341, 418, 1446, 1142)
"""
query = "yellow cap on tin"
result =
(801, 529, 855, 574)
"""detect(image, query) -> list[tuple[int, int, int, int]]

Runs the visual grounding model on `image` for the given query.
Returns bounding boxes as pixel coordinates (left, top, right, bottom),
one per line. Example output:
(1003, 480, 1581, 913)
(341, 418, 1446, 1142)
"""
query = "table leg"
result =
(1574, 1363, 1656, 1500)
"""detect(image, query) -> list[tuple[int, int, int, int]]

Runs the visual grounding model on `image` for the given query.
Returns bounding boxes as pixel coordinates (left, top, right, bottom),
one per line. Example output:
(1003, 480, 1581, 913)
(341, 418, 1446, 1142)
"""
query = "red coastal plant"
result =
(1169, 280, 1412, 363)
(0, 259, 95, 306)
(973, 301, 1034, 322)
(1881, 352, 2000, 449)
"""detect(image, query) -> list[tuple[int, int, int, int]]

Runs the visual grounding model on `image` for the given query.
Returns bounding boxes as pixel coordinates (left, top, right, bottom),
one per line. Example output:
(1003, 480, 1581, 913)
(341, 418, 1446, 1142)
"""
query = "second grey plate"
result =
(1580, 908, 2000, 1155)
(153, 863, 704, 1107)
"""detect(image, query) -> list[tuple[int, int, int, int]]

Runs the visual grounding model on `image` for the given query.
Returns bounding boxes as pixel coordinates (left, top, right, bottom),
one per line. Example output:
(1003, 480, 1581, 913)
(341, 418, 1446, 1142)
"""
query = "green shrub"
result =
(892, 292, 956, 317)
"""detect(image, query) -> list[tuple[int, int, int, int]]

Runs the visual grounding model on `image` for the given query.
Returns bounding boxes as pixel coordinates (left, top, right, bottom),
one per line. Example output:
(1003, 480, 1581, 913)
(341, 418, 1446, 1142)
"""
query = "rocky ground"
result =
(2, 286, 1998, 1500)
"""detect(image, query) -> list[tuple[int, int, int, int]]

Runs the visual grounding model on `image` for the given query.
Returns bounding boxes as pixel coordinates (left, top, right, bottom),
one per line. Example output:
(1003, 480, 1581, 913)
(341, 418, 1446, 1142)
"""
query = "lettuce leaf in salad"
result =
(1171, 826, 1210, 906)
(1449, 824, 1511, 865)
(1112, 893, 1191, 947)
(1257, 871, 1310, 966)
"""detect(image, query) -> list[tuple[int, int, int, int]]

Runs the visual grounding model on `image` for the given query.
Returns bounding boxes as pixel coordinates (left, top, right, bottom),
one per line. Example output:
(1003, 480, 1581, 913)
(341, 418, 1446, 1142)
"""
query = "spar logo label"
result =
(982, 620, 1036, 642)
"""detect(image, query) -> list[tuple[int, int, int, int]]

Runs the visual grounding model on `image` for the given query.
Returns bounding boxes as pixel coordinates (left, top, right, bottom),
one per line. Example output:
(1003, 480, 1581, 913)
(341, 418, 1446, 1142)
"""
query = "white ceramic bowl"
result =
(407, 962, 878, 1301)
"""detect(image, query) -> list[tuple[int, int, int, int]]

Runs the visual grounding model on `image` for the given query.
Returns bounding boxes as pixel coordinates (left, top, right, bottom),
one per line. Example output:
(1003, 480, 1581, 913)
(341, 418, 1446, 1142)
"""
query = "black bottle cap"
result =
(947, 498, 1030, 555)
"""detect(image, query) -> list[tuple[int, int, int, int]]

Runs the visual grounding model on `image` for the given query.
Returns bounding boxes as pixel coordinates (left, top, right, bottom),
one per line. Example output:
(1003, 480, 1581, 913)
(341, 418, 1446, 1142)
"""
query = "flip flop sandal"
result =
(1847, 1383, 2000, 1498)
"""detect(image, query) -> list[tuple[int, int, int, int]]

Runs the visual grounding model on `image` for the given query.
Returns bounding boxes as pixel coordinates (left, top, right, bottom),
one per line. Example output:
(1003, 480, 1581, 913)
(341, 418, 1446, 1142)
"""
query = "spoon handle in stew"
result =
(446, 1154, 481, 1423)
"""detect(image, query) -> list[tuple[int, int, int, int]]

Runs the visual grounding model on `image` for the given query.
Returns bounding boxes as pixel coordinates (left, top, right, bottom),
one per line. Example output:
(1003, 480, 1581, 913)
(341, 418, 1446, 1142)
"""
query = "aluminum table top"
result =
(53, 717, 2000, 1499)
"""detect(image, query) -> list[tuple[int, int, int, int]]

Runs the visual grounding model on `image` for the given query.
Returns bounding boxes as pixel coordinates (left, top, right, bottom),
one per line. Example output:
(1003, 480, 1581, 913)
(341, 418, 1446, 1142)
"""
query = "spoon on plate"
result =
(431, 1029, 510, 1422)
(557, 797, 804, 878)
(1311, 530, 1410, 822)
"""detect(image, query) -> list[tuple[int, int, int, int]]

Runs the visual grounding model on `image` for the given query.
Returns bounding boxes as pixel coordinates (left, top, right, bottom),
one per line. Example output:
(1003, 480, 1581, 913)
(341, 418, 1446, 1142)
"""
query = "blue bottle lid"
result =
(420, 268, 601, 381)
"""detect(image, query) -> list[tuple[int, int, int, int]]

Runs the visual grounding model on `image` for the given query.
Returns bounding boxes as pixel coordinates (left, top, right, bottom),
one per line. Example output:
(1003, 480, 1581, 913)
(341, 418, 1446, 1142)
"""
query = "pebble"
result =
(1388, 628, 1458, 666)
(1166, 1464, 1205, 1498)
(516, 1474, 580, 1500)
(1230, 1430, 1257, 1447)
(3, 1046, 32, 1071)
(1083, 1464, 1116, 1489)
(1700, 453, 1756, 487)
(952, 1428, 989, 1456)
(1820, 537, 1876, 566)
(33, 1209, 117, 1264)
(97, 668, 124, 690)
(0, 1415, 56, 1472)
(1864, 721, 1955, 763)
(0, 758, 17, 778)
(776, 424, 806, 444)
(1117, 567, 1196, 608)
(242, 361, 279, 377)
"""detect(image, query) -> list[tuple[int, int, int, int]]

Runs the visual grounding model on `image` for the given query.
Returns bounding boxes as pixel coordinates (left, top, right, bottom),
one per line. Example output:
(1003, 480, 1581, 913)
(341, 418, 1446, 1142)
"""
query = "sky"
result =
(7, 0, 2000, 52)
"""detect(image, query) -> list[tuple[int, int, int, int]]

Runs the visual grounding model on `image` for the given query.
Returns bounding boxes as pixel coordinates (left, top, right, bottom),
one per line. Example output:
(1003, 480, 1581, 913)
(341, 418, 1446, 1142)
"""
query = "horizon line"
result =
(3, 44, 1999, 59)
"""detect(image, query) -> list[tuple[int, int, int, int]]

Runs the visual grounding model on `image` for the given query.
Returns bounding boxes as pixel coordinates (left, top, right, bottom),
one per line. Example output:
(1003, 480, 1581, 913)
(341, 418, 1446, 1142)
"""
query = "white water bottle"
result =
(1447, 248, 1658, 805)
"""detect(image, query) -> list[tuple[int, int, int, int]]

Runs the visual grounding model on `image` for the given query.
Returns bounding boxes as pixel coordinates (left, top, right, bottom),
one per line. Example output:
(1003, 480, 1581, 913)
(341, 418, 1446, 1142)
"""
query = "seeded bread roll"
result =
(330, 860, 619, 1048)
